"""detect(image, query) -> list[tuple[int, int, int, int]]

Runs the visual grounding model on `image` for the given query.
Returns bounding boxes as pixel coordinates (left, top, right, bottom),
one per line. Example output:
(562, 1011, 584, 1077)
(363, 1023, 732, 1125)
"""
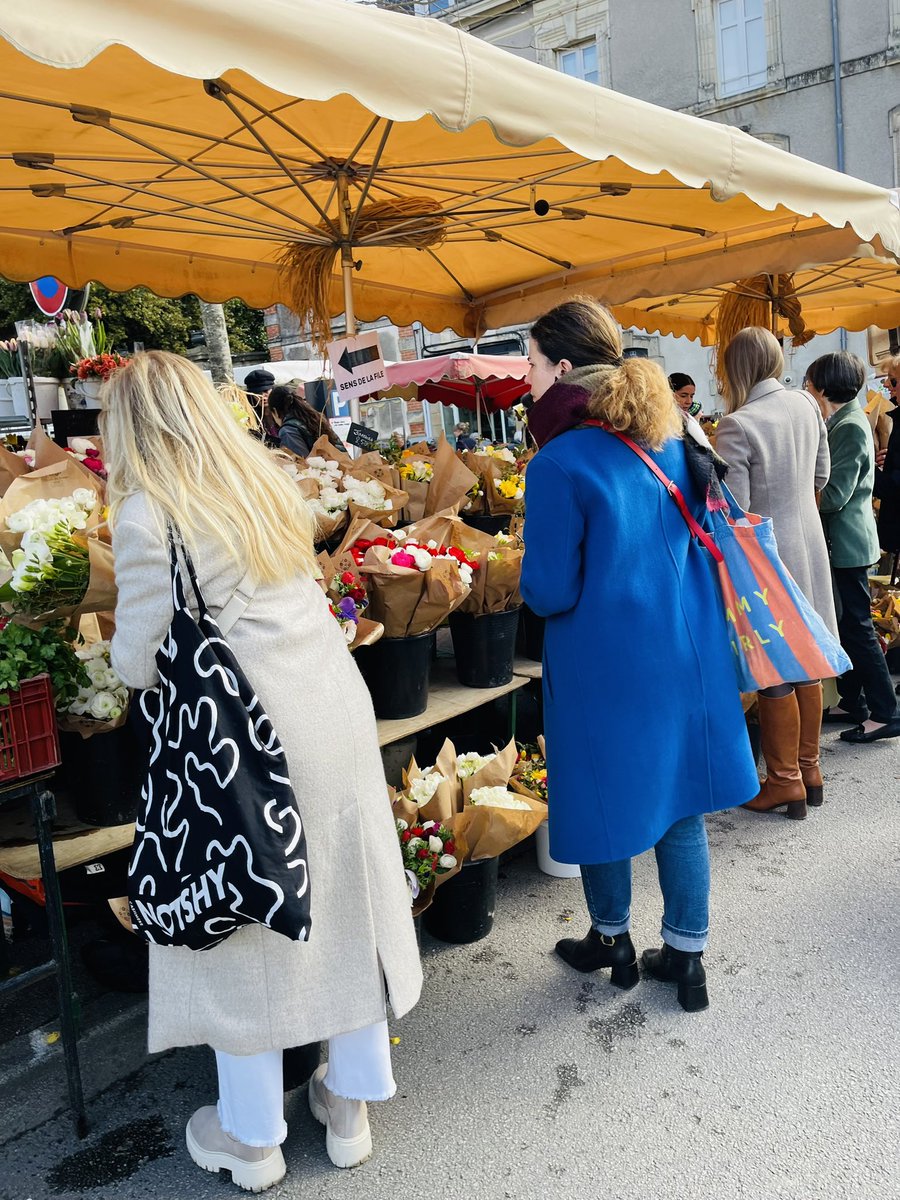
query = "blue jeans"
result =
(580, 814, 710, 952)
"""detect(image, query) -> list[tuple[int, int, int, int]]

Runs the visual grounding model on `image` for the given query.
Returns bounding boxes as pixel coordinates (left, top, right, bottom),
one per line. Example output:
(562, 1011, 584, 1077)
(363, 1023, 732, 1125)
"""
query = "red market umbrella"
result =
(382, 353, 531, 413)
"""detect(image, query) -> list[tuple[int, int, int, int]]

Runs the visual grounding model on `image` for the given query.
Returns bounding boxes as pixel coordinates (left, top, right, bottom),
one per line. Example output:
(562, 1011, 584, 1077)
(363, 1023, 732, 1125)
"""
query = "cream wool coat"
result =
(110, 492, 422, 1056)
(715, 378, 839, 639)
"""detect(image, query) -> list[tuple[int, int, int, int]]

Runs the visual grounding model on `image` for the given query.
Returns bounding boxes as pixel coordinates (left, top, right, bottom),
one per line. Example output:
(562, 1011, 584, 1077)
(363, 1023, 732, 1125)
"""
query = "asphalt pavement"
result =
(1, 721, 898, 1200)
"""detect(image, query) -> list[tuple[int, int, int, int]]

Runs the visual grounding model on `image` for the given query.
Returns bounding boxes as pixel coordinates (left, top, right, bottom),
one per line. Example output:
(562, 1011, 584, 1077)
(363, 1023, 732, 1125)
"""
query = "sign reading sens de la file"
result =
(327, 331, 386, 403)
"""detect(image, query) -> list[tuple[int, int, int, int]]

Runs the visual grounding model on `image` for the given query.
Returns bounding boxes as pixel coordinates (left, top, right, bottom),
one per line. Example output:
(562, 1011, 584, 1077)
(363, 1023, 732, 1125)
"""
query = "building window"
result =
(715, 0, 767, 97)
(557, 42, 600, 85)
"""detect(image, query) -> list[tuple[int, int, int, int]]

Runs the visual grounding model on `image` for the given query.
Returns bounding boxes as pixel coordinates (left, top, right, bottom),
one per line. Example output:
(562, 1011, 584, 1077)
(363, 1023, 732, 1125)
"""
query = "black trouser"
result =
(833, 566, 899, 723)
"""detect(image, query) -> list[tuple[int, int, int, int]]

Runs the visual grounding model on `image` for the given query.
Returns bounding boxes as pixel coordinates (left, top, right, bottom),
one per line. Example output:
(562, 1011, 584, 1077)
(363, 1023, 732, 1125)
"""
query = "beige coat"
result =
(715, 378, 838, 638)
(110, 492, 422, 1056)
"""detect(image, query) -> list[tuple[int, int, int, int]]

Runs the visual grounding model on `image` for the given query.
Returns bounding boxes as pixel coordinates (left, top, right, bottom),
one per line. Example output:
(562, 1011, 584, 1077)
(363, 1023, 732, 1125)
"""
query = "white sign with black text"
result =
(326, 331, 386, 403)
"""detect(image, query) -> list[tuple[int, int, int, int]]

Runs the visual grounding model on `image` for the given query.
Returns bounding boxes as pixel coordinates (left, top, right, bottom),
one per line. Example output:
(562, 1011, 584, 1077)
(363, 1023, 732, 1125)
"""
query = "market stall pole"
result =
(0, 778, 87, 1136)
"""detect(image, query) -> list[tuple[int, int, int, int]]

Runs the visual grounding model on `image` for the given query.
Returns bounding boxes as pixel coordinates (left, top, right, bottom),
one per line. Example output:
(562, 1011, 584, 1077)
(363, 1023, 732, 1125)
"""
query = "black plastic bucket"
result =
(517, 603, 545, 663)
(68, 723, 146, 827)
(462, 513, 511, 536)
(449, 606, 521, 688)
(282, 1043, 322, 1091)
(355, 631, 435, 719)
(422, 857, 499, 944)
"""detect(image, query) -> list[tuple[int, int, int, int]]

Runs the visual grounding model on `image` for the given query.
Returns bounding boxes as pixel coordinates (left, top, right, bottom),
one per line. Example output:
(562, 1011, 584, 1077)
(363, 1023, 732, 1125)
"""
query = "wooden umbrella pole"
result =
(337, 171, 361, 423)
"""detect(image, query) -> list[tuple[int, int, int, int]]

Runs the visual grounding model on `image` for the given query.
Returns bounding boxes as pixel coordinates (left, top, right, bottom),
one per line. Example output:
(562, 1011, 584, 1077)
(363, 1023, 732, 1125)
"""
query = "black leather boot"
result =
(554, 929, 639, 988)
(641, 944, 708, 1012)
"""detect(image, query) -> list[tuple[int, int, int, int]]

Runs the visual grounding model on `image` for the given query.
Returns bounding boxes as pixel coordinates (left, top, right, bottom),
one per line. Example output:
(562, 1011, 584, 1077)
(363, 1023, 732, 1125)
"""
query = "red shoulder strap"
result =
(581, 419, 724, 563)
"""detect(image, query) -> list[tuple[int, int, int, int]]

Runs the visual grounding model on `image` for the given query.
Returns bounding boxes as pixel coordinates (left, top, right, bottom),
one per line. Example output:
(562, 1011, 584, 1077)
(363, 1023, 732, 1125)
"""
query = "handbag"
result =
(127, 528, 312, 951)
(583, 420, 852, 692)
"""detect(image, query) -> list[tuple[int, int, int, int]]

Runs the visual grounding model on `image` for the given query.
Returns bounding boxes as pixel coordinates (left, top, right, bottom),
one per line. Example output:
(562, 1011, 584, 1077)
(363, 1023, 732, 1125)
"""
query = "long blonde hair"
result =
(721, 327, 784, 413)
(102, 351, 317, 583)
(531, 297, 681, 450)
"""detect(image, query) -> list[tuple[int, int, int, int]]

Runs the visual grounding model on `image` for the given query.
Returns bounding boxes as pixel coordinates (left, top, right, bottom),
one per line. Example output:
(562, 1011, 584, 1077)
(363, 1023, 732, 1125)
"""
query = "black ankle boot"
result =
(554, 929, 639, 988)
(641, 944, 708, 1012)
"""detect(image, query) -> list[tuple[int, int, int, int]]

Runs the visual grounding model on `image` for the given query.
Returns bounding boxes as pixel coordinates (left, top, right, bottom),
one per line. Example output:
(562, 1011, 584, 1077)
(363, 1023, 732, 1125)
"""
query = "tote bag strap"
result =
(166, 523, 257, 635)
(217, 571, 257, 636)
(581, 419, 724, 563)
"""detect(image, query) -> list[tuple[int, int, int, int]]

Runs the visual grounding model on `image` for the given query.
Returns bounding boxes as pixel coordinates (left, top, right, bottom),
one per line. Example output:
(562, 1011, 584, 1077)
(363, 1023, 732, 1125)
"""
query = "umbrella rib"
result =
(423, 249, 475, 303)
(341, 116, 384, 169)
(219, 84, 336, 166)
(0, 90, 320, 168)
(72, 118, 325, 236)
(210, 89, 338, 235)
(483, 231, 573, 272)
(36, 163, 319, 240)
(349, 122, 394, 237)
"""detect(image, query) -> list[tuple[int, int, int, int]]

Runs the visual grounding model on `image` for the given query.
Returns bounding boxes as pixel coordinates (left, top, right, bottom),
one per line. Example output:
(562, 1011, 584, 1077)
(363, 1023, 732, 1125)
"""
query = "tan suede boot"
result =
(744, 691, 807, 819)
(795, 683, 824, 807)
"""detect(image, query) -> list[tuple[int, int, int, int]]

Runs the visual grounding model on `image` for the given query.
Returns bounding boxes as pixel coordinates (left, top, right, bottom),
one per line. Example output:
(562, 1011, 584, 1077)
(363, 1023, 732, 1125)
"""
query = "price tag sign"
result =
(346, 422, 380, 450)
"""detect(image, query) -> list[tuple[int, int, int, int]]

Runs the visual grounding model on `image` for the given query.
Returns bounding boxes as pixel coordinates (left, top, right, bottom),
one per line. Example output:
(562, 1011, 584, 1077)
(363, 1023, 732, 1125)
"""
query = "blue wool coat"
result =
(521, 426, 758, 865)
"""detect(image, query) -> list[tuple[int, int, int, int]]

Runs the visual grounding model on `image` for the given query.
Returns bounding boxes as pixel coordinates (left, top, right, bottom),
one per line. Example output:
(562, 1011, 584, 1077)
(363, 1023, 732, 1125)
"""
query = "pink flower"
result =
(390, 550, 417, 569)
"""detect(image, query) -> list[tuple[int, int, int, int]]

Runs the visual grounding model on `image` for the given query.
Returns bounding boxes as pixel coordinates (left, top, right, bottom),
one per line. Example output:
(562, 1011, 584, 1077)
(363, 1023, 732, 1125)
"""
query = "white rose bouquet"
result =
(58, 638, 130, 737)
(0, 489, 98, 616)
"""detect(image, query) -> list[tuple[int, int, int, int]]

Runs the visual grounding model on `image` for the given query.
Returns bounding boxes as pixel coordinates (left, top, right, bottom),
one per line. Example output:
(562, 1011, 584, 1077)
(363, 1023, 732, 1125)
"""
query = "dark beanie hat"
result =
(243, 369, 276, 395)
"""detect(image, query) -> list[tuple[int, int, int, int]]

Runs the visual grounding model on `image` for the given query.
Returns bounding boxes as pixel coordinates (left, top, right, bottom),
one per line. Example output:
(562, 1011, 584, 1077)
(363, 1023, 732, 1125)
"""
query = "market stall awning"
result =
(611, 255, 900, 346)
(0, 0, 898, 337)
(383, 353, 530, 411)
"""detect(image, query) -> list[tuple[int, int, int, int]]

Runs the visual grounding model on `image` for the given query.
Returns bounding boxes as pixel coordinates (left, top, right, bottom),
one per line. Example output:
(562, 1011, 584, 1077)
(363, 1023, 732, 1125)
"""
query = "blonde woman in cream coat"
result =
(104, 351, 421, 1193)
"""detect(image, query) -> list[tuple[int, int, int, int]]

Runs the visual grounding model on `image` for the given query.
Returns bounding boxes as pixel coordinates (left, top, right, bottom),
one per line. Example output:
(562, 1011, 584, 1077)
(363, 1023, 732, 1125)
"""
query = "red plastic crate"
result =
(0, 674, 61, 785)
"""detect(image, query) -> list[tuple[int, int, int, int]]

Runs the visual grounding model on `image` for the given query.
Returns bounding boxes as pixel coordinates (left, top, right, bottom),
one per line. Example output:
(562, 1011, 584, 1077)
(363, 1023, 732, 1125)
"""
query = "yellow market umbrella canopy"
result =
(0, 0, 898, 340)
(611, 255, 900, 347)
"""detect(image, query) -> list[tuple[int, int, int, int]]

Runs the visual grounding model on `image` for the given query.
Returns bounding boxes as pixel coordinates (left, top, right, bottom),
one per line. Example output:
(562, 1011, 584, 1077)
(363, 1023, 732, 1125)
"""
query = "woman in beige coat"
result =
(715, 328, 837, 821)
(104, 352, 422, 1192)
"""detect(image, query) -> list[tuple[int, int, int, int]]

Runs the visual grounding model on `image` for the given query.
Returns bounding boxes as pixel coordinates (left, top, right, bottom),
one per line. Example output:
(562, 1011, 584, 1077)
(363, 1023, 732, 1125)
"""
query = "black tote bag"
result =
(127, 530, 312, 951)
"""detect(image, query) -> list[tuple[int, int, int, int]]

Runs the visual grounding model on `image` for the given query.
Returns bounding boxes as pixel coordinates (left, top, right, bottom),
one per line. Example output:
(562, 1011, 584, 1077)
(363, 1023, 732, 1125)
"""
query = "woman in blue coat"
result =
(521, 299, 758, 1012)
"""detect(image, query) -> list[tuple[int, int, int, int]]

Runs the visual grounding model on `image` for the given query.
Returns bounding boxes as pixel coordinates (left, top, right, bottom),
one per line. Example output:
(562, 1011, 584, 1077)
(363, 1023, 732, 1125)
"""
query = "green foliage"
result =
(0, 620, 88, 709)
(0, 278, 267, 357)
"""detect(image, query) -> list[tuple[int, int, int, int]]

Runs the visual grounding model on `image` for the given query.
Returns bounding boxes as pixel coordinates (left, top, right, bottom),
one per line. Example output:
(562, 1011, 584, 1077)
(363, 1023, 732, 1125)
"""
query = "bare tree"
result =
(199, 301, 233, 383)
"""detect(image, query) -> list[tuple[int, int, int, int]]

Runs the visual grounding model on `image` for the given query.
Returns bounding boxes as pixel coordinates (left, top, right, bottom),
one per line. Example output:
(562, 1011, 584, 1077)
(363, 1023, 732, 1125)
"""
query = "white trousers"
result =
(215, 1019, 396, 1147)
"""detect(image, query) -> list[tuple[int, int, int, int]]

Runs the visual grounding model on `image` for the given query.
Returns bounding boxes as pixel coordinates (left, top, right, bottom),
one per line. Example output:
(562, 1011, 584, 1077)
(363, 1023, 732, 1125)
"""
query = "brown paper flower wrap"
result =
(446, 521, 523, 615)
(390, 779, 467, 915)
(0, 463, 114, 623)
(331, 515, 472, 638)
(424, 434, 479, 518)
(0, 443, 28, 497)
(401, 738, 544, 861)
(28, 423, 105, 490)
(870, 584, 900, 649)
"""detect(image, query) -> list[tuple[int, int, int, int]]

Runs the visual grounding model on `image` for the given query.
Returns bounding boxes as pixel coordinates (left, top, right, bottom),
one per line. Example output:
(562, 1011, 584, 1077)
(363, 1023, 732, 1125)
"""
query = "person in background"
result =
(103, 352, 421, 1192)
(805, 352, 900, 743)
(267, 385, 342, 457)
(454, 421, 476, 452)
(874, 355, 900, 580)
(522, 298, 758, 1013)
(668, 372, 702, 418)
(716, 328, 836, 819)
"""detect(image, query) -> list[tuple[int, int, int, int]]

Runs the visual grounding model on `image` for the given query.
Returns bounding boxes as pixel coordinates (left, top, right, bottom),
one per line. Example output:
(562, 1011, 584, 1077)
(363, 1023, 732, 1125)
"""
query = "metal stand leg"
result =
(32, 787, 88, 1137)
(509, 690, 518, 743)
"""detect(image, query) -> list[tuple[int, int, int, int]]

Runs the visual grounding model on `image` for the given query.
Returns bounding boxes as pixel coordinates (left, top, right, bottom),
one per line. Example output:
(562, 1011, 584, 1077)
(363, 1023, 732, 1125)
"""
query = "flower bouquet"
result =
(0, 339, 19, 380)
(0, 463, 114, 621)
(461, 448, 528, 516)
(326, 568, 384, 652)
(510, 737, 548, 803)
(73, 352, 129, 383)
(395, 816, 463, 915)
(66, 437, 107, 481)
(331, 516, 474, 639)
(58, 634, 129, 738)
(400, 738, 546, 862)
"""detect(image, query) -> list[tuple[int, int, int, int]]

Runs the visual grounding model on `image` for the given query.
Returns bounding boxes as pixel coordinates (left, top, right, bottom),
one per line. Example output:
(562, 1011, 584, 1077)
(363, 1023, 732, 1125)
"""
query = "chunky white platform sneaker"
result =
(307, 1063, 373, 1169)
(186, 1106, 286, 1193)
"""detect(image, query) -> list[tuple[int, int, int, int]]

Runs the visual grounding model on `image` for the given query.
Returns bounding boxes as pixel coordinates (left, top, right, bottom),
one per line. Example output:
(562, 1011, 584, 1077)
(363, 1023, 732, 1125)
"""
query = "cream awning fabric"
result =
(612, 256, 900, 346)
(0, 0, 898, 336)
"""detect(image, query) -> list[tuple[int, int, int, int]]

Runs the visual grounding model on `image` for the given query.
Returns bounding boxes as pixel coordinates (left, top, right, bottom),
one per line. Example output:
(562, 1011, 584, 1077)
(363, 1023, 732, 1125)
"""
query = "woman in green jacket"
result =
(806, 352, 900, 744)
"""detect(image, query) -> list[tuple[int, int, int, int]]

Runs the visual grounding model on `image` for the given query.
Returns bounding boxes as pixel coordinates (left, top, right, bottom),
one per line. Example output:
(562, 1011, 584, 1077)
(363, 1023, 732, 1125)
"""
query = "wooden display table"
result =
(0, 794, 133, 880)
